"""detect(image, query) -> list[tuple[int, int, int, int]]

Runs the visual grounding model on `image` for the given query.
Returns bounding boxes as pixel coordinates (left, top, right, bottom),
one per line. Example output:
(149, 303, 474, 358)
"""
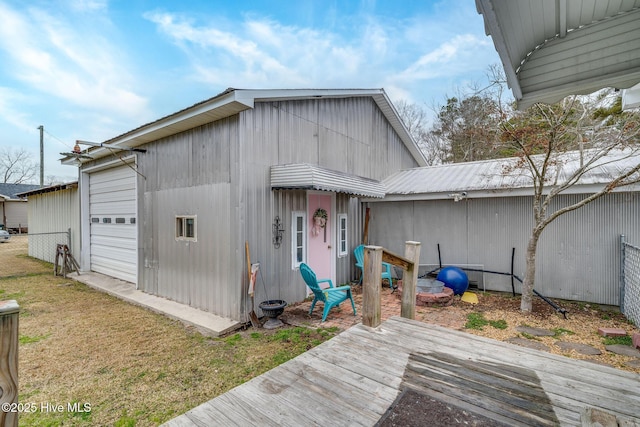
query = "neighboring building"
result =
(366, 152, 640, 306)
(0, 183, 41, 233)
(61, 88, 427, 322)
(16, 182, 80, 263)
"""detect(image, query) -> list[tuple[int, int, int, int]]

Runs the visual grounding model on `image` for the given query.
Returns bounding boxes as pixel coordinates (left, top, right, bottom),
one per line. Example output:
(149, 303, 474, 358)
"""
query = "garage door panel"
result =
(90, 234, 137, 250)
(89, 164, 137, 284)
(91, 245, 136, 263)
(90, 258, 137, 283)
(90, 191, 136, 204)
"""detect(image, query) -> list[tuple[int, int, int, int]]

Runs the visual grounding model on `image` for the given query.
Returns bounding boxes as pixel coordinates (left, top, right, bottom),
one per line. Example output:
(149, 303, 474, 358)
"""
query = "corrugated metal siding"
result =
(26, 188, 80, 262)
(143, 183, 233, 316)
(369, 192, 640, 305)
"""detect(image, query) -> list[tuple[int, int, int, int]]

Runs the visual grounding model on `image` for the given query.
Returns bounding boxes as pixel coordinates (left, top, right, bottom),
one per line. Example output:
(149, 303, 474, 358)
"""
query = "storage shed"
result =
(16, 182, 80, 263)
(366, 152, 640, 306)
(61, 88, 426, 322)
(0, 183, 41, 233)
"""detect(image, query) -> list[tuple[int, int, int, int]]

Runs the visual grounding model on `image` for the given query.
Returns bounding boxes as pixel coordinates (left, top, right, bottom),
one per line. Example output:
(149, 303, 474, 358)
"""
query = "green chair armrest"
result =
(317, 278, 334, 288)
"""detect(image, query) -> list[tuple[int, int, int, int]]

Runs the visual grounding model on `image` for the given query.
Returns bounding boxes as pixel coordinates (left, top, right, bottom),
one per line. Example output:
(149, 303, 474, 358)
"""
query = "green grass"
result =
(603, 335, 632, 346)
(464, 312, 508, 330)
(19, 333, 49, 344)
(552, 327, 575, 337)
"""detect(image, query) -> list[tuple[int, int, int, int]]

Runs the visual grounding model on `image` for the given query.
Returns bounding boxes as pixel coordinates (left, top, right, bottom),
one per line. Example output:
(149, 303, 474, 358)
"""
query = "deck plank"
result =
(164, 317, 640, 426)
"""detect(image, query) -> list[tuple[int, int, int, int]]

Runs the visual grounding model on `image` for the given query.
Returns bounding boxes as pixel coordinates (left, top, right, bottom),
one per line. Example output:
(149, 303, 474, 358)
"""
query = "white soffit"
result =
(477, 0, 640, 110)
(271, 163, 386, 198)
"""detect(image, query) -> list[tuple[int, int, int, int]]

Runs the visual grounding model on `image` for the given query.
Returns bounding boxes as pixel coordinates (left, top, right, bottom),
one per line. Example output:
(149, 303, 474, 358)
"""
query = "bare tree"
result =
(0, 148, 38, 184)
(498, 92, 640, 312)
(396, 100, 447, 165)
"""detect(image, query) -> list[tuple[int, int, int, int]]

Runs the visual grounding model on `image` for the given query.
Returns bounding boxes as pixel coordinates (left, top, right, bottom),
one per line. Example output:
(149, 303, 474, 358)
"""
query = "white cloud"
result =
(396, 34, 492, 82)
(147, 11, 400, 91)
(0, 88, 38, 134)
(0, 2, 149, 122)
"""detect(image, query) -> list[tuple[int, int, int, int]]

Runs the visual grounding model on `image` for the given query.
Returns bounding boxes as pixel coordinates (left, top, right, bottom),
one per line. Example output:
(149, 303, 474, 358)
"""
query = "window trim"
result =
(176, 215, 197, 242)
(291, 211, 307, 268)
(337, 213, 348, 257)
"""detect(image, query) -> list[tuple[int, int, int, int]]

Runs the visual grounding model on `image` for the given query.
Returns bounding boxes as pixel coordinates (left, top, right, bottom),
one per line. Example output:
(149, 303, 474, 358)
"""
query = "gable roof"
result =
(0, 183, 42, 200)
(378, 149, 640, 201)
(477, 0, 640, 110)
(61, 88, 427, 167)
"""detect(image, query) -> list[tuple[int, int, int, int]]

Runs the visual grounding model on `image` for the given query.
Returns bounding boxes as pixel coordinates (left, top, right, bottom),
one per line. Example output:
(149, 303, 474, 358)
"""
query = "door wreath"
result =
(312, 208, 328, 239)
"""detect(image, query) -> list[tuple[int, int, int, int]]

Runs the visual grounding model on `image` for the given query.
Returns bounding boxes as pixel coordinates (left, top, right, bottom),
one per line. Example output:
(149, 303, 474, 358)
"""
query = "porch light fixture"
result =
(272, 216, 285, 248)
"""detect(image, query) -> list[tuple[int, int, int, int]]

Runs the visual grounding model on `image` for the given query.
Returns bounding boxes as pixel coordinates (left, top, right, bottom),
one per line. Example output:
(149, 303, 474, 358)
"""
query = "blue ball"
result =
(437, 266, 469, 296)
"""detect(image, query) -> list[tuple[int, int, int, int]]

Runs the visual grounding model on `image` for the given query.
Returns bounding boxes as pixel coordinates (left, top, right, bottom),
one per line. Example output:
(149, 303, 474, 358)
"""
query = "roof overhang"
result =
(271, 163, 385, 198)
(16, 181, 78, 198)
(62, 88, 427, 167)
(477, 0, 640, 110)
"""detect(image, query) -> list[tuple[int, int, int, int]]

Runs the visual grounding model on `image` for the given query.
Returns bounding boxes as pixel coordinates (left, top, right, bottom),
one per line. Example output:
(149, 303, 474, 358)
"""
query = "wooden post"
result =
(0, 300, 19, 427)
(401, 241, 421, 320)
(362, 246, 383, 327)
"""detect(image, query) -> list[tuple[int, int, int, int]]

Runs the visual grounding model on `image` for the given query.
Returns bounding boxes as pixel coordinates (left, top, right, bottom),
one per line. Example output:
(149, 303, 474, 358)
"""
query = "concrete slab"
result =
(68, 272, 241, 337)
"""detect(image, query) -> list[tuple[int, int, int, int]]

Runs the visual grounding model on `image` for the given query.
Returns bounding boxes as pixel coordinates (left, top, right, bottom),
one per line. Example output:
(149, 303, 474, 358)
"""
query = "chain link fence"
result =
(28, 230, 72, 264)
(621, 235, 640, 327)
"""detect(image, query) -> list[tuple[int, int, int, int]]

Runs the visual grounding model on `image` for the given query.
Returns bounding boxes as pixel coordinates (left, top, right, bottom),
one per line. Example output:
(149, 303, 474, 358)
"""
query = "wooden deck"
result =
(164, 316, 640, 426)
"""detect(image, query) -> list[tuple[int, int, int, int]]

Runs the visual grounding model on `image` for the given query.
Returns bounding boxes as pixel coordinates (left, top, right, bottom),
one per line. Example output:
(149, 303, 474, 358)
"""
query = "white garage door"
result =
(89, 164, 137, 283)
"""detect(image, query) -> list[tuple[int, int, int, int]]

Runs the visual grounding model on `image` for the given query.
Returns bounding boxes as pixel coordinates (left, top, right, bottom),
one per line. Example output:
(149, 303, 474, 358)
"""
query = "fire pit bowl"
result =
(259, 299, 287, 329)
(417, 278, 445, 294)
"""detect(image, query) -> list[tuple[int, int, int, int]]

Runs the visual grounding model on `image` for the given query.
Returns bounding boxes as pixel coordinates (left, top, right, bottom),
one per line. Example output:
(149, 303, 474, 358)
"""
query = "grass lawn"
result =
(0, 241, 338, 426)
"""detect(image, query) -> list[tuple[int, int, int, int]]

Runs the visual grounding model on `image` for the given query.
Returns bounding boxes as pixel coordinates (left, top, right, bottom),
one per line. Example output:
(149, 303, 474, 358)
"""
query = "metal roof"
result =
(477, 0, 640, 110)
(271, 163, 385, 198)
(0, 183, 42, 200)
(15, 181, 78, 198)
(62, 88, 426, 168)
(379, 150, 640, 201)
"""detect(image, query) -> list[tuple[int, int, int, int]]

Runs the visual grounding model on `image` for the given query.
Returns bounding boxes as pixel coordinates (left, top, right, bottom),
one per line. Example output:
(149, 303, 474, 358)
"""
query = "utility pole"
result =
(38, 125, 44, 186)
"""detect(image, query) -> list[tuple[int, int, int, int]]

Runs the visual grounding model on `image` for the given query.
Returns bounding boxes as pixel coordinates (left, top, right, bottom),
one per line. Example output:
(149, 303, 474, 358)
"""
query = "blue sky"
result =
(0, 0, 502, 183)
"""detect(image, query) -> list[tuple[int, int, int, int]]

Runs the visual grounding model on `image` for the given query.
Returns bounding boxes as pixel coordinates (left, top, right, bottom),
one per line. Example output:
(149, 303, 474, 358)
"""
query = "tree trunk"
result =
(521, 233, 540, 312)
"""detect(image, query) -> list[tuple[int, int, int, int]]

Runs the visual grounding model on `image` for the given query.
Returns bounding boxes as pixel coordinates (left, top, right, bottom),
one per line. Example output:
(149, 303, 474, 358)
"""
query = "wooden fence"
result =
(362, 241, 421, 327)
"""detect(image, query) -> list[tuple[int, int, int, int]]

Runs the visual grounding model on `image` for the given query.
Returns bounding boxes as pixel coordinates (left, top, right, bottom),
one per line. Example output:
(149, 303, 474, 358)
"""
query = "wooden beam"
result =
(362, 246, 383, 328)
(400, 242, 421, 320)
(0, 300, 19, 427)
(381, 249, 412, 270)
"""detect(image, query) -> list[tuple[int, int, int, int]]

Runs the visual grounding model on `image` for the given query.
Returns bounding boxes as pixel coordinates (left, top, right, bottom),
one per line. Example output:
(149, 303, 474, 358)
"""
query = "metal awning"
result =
(270, 164, 385, 198)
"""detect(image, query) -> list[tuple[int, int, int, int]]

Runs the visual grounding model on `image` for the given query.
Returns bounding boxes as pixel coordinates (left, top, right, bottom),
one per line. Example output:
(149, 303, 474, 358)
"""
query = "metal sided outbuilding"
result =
(16, 182, 80, 263)
(366, 152, 640, 306)
(61, 88, 426, 323)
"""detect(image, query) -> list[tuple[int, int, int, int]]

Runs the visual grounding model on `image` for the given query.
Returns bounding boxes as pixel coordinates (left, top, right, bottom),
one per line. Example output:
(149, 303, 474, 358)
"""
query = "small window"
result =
(176, 215, 197, 241)
(291, 211, 306, 268)
(91, 218, 99, 223)
(337, 213, 348, 257)
(130, 218, 136, 224)
(115, 218, 125, 224)
(102, 218, 111, 223)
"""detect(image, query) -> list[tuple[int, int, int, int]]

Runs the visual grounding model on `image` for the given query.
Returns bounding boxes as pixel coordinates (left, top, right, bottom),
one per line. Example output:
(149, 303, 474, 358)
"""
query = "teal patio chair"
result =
(299, 263, 356, 322)
(354, 244, 394, 288)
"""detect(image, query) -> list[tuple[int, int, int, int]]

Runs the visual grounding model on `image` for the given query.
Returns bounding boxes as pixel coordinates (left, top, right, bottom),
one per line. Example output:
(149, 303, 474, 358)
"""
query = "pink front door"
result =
(307, 193, 334, 289)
